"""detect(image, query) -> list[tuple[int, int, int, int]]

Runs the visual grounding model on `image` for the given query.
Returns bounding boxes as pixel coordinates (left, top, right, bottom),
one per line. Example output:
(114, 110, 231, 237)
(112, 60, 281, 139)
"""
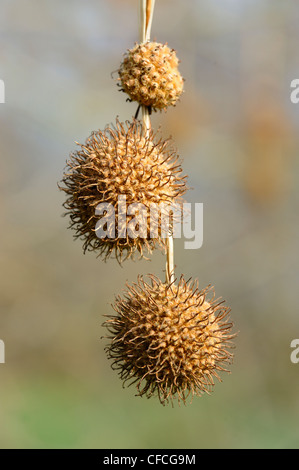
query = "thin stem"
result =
(141, 106, 151, 137)
(139, 0, 156, 43)
(139, 0, 175, 285)
(139, 0, 153, 138)
(166, 233, 175, 285)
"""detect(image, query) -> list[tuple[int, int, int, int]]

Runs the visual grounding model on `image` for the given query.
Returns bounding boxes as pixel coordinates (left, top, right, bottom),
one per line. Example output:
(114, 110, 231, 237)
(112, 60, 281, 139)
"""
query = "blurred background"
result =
(0, 0, 299, 449)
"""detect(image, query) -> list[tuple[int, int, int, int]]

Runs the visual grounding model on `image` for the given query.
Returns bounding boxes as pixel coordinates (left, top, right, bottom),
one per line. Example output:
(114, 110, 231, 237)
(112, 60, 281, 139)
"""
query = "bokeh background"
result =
(0, 0, 299, 449)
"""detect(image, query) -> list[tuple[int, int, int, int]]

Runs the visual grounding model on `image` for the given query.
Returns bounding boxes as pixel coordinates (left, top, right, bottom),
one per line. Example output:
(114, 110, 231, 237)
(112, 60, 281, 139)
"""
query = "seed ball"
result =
(60, 119, 187, 262)
(104, 275, 235, 405)
(118, 42, 184, 110)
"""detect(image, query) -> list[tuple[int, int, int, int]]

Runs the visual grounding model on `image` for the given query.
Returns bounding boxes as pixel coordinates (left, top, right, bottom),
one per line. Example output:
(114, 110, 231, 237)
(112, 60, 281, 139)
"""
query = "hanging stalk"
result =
(139, 0, 175, 285)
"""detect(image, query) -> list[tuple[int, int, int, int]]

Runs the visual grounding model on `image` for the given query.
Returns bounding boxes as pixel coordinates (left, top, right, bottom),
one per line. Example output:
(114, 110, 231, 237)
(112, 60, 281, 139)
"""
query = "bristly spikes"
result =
(103, 275, 236, 405)
(60, 119, 187, 262)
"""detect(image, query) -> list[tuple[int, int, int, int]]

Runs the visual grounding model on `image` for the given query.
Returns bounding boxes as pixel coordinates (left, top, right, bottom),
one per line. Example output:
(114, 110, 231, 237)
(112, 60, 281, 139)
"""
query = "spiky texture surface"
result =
(118, 42, 184, 110)
(104, 275, 235, 405)
(60, 119, 186, 262)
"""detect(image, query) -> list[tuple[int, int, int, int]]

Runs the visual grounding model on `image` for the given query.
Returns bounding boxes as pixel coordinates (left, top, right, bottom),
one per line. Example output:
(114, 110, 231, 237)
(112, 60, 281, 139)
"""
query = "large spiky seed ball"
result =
(118, 42, 184, 110)
(104, 275, 235, 405)
(60, 119, 187, 262)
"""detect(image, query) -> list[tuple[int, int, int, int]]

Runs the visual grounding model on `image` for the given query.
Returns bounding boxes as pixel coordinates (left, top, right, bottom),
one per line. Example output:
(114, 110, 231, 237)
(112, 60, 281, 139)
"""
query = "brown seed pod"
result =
(60, 119, 187, 262)
(103, 275, 235, 405)
(118, 42, 184, 110)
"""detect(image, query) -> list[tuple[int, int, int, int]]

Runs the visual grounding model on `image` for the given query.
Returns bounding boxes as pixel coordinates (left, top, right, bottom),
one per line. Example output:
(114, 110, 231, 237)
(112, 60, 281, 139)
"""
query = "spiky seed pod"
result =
(118, 42, 184, 110)
(60, 119, 187, 262)
(104, 275, 235, 405)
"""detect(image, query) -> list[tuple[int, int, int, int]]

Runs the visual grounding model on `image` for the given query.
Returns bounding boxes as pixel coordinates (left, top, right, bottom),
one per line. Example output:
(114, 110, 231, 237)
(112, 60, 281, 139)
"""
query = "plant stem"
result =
(139, 0, 154, 137)
(139, 0, 175, 285)
(166, 233, 175, 285)
(139, 0, 155, 43)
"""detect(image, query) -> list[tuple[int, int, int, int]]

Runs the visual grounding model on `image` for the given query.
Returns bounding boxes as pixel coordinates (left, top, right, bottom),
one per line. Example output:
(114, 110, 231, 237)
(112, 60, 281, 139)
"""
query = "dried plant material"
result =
(104, 275, 235, 405)
(118, 42, 184, 110)
(60, 119, 187, 262)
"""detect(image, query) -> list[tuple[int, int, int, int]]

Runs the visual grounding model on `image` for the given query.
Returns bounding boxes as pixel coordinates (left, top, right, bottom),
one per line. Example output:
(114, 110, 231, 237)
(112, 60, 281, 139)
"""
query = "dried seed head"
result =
(60, 119, 187, 262)
(104, 275, 235, 405)
(118, 42, 184, 110)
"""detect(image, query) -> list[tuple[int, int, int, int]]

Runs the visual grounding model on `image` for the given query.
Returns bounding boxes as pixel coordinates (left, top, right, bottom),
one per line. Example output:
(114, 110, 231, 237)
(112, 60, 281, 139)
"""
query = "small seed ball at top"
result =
(118, 42, 184, 110)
